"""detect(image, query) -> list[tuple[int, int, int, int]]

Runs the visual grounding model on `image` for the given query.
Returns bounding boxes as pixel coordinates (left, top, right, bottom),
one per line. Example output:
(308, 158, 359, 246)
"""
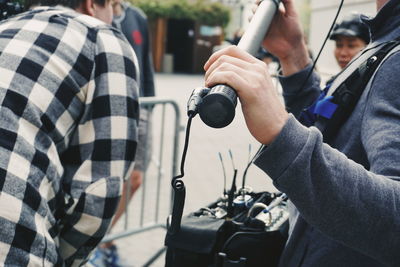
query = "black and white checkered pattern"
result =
(0, 6, 139, 266)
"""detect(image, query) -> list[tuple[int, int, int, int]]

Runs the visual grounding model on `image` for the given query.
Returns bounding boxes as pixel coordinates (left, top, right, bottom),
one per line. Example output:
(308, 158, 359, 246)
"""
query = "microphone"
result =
(198, 0, 281, 128)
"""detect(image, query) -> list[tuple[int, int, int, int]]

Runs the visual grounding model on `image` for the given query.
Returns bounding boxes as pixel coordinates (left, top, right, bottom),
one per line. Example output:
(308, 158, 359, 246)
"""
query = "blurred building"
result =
(217, 0, 376, 80)
(211, 0, 252, 40)
(143, 0, 230, 74)
(309, 0, 376, 79)
(216, 0, 311, 45)
(149, 0, 377, 75)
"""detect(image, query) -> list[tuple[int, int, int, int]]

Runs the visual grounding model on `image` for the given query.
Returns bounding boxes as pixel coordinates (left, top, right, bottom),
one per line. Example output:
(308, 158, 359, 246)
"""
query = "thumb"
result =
(281, 0, 297, 17)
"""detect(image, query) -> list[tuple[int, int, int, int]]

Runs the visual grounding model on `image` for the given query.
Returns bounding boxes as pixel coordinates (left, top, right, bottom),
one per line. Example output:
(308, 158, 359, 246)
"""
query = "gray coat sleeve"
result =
(254, 52, 400, 265)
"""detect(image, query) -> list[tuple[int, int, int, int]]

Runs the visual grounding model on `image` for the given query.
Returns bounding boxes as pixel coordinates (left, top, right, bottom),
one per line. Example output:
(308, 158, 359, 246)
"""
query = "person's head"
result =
(330, 13, 370, 69)
(25, 0, 113, 24)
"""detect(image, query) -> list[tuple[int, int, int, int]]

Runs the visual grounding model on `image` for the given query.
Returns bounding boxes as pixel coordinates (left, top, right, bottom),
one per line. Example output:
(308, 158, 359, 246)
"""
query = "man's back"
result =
(0, 6, 138, 266)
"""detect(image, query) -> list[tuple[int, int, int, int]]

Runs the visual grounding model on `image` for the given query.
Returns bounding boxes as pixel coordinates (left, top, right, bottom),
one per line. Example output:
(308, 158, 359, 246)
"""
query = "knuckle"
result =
(254, 61, 266, 70)
(254, 62, 269, 75)
(216, 55, 229, 65)
(252, 73, 265, 89)
(226, 45, 237, 53)
(220, 61, 231, 70)
(223, 71, 238, 86)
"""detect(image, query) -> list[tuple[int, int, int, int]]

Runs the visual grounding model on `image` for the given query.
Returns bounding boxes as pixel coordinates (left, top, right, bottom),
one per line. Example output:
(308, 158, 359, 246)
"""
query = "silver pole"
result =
(238, 0, 281, 56)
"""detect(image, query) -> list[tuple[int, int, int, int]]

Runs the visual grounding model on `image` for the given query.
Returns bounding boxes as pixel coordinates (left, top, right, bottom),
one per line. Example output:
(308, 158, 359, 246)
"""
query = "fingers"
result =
(205, 66, 249, 92)
(205, 61, 269, 104)
(204, 54, 252, 82)
(204, 53, 270, 99)
(204, 46, 266, 92)
(204, 46, 258, 72)
(280, 0, 297, 17)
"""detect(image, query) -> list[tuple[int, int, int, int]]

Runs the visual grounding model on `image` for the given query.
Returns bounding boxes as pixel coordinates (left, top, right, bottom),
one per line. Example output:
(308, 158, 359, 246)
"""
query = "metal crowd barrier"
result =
(101, 97, 183, 266)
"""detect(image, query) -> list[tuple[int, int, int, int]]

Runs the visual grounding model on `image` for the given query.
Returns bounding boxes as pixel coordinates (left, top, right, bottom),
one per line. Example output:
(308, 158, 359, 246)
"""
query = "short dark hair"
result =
(25, 0, 106, 10)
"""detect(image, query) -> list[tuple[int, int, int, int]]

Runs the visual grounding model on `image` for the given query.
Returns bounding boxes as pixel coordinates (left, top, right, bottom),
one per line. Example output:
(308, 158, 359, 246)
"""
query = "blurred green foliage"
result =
(130, 0, 230, 27)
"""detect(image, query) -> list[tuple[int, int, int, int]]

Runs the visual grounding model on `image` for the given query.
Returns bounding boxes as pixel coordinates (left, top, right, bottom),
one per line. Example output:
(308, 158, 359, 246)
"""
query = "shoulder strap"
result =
(314, 38, 400, 144)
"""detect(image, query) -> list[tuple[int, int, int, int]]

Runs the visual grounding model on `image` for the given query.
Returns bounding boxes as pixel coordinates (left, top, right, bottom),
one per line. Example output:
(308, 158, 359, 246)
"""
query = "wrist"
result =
(259, 111, 289, 145)
(279, 41, 311, 76)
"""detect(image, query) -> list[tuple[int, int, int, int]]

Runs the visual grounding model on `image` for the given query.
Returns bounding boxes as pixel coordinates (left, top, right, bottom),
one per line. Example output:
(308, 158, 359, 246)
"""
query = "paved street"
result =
(110, 73, 278, 267)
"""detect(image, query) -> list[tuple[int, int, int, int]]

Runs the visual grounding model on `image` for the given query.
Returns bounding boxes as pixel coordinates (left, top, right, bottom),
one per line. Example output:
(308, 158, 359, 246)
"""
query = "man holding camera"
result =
(204, 0, 400, 265)
(0, 0, 139, 265)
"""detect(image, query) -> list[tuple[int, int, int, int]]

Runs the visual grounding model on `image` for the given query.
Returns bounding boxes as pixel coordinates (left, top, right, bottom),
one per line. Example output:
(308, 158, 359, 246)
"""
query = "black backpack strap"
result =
(314, 39, 400, 144)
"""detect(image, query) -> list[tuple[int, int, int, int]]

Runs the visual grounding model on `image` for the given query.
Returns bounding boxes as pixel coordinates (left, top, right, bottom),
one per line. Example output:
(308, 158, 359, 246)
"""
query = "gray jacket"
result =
(254, 0, 400, 266)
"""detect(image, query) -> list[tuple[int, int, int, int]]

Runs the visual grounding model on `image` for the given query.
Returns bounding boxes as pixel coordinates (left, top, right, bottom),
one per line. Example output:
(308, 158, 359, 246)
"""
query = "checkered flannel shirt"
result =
(0, 6, 139, 266)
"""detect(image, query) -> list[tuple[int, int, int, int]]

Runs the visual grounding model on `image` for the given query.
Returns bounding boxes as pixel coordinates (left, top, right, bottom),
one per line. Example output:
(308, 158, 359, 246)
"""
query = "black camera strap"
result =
(168, 115, 194, 235)
(314, 38, 400, 144)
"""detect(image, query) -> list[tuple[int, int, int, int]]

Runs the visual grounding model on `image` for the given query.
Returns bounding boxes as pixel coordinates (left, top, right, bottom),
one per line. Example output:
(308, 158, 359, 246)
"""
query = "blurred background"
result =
(0, 0, 376, 265)
(131, 0, 375, 79)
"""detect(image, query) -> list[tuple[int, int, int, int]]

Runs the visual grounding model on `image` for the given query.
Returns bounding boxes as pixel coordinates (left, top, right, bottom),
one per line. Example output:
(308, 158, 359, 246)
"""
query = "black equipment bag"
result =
(165, 191, 288, 267)
(315, 38, 400, 144)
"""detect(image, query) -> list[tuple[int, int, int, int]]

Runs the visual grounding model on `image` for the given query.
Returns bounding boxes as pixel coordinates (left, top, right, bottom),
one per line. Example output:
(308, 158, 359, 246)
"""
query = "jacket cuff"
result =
(279, 64, 319, 95)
